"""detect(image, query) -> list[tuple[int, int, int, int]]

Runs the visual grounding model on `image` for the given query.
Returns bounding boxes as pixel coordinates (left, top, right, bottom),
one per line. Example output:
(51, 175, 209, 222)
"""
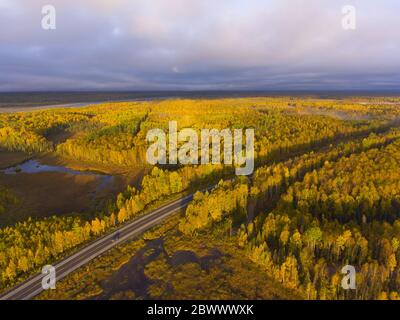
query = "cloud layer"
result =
(1, 0, 399, 91)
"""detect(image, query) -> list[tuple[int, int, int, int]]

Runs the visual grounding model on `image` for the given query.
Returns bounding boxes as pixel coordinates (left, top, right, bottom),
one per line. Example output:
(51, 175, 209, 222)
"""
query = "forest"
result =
(0, 97, 400, 300)
(182, 129, 400, 299)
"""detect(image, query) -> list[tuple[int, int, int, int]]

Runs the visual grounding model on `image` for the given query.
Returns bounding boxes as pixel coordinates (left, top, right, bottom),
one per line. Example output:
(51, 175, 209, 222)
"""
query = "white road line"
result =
(0, 196, 191, 300)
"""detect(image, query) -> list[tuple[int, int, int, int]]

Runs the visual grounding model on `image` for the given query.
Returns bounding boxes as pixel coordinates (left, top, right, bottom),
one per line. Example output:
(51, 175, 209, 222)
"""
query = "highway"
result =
(0, 194, 194, 300)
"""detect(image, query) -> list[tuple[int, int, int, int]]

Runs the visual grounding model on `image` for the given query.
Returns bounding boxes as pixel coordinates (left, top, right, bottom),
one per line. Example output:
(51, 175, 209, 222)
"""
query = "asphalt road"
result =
(0, 194, 194, 300)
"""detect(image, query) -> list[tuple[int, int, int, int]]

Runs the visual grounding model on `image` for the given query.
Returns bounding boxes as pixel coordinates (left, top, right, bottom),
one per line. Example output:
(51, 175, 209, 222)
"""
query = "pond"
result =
(1, 159, 115, 192)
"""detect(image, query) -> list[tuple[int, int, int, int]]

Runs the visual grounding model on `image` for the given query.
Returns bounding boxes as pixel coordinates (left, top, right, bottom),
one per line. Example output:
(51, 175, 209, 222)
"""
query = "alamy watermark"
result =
(41, 5, 56, 30)
(341, 265, 356, 290)
(146, 121, 255, 176)
(40, 5, 357, 32)
(41, 265, 56, 290)
(342, 5, 356, 30)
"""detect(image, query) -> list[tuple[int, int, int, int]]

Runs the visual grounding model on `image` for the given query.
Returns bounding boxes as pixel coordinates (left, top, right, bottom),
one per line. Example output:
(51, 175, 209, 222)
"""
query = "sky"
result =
(0, 0, 399, 92)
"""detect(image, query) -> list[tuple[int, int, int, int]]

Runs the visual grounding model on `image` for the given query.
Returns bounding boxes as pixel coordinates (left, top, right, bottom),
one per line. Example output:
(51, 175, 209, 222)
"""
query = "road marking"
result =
(0, 195, 192, 300)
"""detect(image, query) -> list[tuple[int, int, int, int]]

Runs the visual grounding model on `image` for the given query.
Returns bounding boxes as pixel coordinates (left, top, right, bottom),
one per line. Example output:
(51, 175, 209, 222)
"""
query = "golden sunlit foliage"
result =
(2, 97, 400, 299)
(179, 180, 249, 235)
(235, 135, 400, 300)
(175, 126, 400, 299)
(0, 98, 387, 168)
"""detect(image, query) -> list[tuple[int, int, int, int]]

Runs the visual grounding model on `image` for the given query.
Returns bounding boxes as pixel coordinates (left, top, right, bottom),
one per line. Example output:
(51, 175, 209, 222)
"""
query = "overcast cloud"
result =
(0, 0, 399, 91)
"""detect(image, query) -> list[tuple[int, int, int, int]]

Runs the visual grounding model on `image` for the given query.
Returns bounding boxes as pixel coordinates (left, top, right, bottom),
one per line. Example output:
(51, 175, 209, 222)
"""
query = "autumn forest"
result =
(1, 96, 400, 300)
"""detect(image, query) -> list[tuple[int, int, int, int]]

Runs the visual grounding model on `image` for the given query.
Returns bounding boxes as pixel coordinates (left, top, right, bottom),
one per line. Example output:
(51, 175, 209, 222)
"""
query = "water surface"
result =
(1, 159, 115, 191)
